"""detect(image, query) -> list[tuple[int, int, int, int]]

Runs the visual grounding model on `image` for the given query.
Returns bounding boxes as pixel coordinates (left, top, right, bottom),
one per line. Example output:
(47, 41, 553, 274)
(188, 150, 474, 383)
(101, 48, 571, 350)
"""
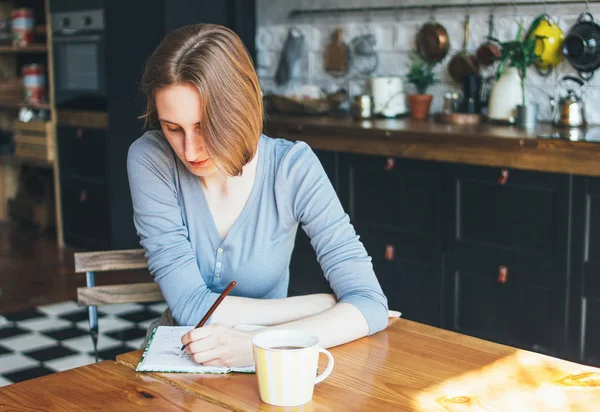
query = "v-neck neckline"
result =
(194, 135, 266, 248)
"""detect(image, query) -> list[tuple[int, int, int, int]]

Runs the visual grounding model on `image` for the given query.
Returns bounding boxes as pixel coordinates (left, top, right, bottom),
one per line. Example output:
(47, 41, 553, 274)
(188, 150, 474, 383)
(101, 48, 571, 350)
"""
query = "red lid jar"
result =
(11, 8, 34, 46)
(22, 63, 46, 104)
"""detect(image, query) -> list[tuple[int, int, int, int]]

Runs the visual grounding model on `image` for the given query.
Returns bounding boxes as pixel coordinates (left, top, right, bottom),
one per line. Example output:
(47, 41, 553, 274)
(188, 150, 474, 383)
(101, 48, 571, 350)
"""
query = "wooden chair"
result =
(74, 249, 164, 361)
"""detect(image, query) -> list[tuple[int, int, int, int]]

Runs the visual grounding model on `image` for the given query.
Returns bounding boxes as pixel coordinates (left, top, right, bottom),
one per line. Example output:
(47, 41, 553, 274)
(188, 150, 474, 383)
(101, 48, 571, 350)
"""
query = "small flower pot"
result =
(408, 94, 433, 120)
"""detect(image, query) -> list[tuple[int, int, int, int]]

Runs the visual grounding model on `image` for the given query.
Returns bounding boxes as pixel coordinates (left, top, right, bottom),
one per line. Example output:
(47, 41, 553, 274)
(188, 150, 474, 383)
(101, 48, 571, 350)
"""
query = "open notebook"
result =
(136, 325, 263, 374)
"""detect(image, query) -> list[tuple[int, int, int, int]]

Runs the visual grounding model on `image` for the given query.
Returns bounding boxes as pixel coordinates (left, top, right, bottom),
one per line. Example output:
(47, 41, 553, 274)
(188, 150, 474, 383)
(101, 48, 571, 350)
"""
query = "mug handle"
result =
(315, 348, 334, 384)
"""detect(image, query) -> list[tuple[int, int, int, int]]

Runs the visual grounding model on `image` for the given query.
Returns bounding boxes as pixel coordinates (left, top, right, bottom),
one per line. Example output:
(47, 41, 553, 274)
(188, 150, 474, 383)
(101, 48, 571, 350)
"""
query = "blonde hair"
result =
(141, 24, 263, 176)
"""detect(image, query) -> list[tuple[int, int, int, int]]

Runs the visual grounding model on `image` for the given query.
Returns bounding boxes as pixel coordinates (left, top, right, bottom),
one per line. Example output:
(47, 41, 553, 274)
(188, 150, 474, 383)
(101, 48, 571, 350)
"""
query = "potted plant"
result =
(406, 52, 438, 120)
(489, 21, 542, 129)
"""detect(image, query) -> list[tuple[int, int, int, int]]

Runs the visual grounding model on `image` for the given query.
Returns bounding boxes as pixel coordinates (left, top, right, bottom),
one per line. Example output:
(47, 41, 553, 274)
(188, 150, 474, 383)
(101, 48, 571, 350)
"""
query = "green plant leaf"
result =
(406, 51, 439, 94)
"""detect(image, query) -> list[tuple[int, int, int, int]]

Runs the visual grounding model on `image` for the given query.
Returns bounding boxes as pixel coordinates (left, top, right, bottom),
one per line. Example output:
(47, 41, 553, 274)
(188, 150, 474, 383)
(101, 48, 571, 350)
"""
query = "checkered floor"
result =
(0, 300, 167, 387)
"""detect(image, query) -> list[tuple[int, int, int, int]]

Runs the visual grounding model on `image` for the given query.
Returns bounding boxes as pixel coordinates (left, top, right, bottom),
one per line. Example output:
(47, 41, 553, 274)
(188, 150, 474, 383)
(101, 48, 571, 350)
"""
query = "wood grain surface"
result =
(56, 109, 109, 129)
(74, 248, 147, 273)
(264, 115, 600, 177)
(118, 318, 600, 411)
(77, 282, 163, 306)
(0, 360, 227, 411)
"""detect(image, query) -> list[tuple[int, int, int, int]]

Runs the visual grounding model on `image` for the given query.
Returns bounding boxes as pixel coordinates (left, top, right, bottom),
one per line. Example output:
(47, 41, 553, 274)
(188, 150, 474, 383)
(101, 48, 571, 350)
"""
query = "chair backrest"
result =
(74, 248, 164, 306)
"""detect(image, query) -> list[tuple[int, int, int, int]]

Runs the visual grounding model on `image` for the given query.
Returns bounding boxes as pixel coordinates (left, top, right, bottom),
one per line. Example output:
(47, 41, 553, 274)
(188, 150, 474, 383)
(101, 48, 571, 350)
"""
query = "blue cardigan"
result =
(127, 131, 389, 334)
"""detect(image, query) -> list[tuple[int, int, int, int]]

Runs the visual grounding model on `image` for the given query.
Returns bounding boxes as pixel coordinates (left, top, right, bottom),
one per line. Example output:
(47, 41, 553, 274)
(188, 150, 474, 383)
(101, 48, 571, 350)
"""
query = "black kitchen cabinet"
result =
(358, 226, 442, 326)
(57, 126, 107, 184)
(450, 260, 562, 356)
(446, 164, 571, 356)
(338, 154, 444, 327)
(570, 177, 600, 366)
(61, 180, 109, 250)
(288, 149, 337, 297)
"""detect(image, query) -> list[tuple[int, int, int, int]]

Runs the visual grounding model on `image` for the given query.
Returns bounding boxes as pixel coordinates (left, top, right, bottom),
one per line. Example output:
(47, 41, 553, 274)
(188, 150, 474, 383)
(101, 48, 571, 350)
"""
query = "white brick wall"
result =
(256, 0, 600, 124)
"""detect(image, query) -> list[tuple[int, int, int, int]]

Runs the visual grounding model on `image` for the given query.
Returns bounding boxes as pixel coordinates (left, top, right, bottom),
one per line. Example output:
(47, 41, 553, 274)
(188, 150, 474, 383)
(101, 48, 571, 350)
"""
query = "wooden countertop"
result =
(264, 114, 600, 177)
(117, 319, 600, 411)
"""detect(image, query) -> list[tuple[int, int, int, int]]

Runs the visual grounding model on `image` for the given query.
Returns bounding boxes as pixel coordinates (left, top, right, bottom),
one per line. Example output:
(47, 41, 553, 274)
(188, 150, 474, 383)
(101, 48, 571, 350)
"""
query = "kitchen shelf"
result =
(0, 154, 53, 169)
(0, 101, 51, 110)
(289, 0, 600, 18)
(0, 44, 47, 53)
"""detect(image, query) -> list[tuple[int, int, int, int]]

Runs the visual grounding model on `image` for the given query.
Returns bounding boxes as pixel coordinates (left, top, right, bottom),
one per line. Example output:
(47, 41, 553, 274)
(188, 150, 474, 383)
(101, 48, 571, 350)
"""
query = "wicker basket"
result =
(266, 91, 347, 115)
(0, 77, 24, 101)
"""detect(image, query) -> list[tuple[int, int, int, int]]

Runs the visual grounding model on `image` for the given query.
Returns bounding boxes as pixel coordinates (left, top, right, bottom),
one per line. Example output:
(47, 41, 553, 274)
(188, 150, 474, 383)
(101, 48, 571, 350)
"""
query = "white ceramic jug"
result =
(368, 76, 408, 117)
(487, 67, 523, 123)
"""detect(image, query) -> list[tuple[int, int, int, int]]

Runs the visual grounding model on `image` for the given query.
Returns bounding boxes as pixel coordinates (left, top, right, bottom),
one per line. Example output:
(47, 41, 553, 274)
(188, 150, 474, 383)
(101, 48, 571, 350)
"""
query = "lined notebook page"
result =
(136, 325, 259, 374)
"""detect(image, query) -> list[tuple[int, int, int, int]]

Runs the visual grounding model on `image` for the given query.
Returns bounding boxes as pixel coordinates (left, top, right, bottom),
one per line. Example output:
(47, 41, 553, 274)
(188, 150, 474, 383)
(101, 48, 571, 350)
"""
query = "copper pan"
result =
(416, 18, 450, 63)
(448, 15, 479, 83)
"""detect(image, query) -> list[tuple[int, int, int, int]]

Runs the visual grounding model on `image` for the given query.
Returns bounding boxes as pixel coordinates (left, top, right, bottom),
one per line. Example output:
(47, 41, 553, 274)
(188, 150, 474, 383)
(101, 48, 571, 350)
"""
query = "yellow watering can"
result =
(526, 14, 565, 74)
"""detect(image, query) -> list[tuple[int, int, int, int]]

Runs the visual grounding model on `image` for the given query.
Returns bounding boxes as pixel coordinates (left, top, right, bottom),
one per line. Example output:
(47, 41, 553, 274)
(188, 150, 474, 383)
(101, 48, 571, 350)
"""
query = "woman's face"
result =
(155, 83, 218, 177)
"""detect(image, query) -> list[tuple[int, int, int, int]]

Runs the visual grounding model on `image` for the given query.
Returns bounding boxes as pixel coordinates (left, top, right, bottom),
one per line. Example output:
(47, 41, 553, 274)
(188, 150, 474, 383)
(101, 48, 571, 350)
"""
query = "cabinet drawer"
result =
(61, 180, 109, 249)
(358, 226, 442, 327)
(341, 154, 441, 234)
(582, 296, 600, 367)
(451, 164, 570, 258)
(358, 223, 438, 263)
(58, 126, 107, 182)
(583, 178, 600, 266)
(450, 262, 566, 356)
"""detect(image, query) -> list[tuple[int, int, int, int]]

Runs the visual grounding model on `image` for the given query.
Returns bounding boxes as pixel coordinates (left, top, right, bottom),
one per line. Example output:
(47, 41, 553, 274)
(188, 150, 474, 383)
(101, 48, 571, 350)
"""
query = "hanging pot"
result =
(448, 15, 479, 84)
(476, 13, 501, 67)
(416, 17, 450, 63)
(526, 13, 565, 76)
(562, 11, 600, 80)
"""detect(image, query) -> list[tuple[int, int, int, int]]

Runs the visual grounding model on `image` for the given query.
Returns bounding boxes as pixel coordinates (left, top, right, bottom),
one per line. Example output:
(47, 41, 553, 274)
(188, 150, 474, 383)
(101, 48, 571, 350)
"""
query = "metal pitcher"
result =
(550, 75, 587, 127)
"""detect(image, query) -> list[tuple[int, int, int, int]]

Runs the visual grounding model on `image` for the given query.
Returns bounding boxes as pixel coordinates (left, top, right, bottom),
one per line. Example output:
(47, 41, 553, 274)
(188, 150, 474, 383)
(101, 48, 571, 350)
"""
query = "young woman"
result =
(128, 24, 395, 368)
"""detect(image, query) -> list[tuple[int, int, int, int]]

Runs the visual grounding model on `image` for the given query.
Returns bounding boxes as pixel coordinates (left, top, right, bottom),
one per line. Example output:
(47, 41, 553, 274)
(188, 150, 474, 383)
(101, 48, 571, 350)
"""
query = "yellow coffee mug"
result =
(252, 329, 334, 407)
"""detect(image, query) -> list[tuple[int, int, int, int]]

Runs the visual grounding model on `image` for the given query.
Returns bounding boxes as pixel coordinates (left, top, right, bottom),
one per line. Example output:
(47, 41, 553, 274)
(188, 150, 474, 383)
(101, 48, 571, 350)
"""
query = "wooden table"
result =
(2, 319, 599, 411)
(0, 359, 227, 411)
(114, 319, 600, 411)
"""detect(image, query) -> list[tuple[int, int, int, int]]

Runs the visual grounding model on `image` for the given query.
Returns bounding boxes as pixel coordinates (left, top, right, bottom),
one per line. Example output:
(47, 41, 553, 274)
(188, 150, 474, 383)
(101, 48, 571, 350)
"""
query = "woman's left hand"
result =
(181, 324, 255, 367)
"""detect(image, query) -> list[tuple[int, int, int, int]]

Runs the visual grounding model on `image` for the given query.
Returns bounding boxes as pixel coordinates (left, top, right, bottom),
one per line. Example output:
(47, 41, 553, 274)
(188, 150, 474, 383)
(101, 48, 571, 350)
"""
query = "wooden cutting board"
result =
(324, 27, 348, 76)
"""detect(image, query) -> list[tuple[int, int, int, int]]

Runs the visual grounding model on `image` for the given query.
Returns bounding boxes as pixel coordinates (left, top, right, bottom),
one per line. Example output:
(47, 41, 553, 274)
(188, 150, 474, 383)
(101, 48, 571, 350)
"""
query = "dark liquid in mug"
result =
(271, 346, 304, 350)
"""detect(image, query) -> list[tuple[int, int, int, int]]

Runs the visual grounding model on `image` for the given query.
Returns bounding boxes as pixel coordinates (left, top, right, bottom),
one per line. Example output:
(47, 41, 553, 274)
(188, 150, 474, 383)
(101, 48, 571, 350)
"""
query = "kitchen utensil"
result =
(526, 14, 564, 76)
(516, 104, 538, 129)
(563, 11, 600, 80)
(275, 28, 305, 86)
(416, 17, 450, 63)
(550, 75, 587, 127)
(442, 93, 456, 114)
(478, 75, 494, 115)
(487, 66, 522, 123)
(448, 15, 479, 84)
(324, 27, 349, 77)
(460, 73, 482, 114)
(349, 33, 378, 75)
(476, 14, 501, 67)
(437, 112, 482, 125)
(350, 95, 372, 120)
(368, 76, 407, 118)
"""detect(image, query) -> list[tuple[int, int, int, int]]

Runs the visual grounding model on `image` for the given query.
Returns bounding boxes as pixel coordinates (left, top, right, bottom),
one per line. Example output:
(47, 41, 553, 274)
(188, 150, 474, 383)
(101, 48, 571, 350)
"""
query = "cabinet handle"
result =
(79, 190, 87, 203)
(384, 245, 395, 261)
(498, 169, 509, 185)
(498, 265, 508, 284)
(76, 128, 84, 140)
(384, 157, 395, 171)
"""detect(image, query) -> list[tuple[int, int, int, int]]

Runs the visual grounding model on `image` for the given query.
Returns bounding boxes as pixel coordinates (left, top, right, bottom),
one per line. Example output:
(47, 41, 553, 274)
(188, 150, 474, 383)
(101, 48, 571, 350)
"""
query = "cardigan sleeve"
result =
(275, 141, 389, 335)
(127, 131, 219, 326)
